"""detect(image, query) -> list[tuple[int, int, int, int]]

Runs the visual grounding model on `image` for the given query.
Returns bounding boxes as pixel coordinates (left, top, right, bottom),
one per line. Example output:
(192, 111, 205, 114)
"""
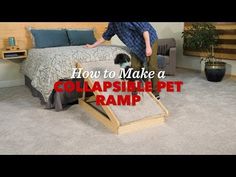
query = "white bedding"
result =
(21, 45, 130, 102)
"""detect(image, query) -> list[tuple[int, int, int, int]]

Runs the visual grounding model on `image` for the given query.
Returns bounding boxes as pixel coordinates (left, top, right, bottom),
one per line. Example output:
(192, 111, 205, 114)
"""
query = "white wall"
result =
(0, 60, 24, 88)
(112, 22, 236, 76)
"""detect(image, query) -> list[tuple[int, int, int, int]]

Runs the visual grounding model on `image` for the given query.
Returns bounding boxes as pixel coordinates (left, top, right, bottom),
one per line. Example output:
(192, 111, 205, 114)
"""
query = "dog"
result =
(114, 53, 144, 96)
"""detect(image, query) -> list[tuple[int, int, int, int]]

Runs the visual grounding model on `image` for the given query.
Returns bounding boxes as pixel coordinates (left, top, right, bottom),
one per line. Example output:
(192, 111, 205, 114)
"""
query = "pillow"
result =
(30, 29, 70, 48)
(66, 29, 96, 45)
(26, 27, 65, 48)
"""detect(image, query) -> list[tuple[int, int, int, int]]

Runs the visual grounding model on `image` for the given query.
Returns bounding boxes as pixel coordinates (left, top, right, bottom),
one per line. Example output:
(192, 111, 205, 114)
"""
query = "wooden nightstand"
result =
(1, 50, 27, 60)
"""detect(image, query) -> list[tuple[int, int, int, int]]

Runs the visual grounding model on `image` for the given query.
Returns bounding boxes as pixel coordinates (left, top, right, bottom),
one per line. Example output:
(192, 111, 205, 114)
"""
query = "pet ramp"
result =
(77, 60, 169, 134)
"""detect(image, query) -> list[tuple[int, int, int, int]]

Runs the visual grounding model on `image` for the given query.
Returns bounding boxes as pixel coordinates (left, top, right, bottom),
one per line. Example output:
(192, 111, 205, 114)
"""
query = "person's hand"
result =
(146, 46, 152, 57)
(85, 44, 95, 48)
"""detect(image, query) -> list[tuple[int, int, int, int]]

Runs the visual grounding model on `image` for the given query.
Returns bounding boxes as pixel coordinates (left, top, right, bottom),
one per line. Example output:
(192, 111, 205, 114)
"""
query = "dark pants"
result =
(130, 40, 159, 96)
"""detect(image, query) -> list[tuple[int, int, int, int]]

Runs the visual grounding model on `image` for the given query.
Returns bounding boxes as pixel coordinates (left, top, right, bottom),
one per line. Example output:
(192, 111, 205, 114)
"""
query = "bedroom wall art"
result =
(183, 22, 236, 60)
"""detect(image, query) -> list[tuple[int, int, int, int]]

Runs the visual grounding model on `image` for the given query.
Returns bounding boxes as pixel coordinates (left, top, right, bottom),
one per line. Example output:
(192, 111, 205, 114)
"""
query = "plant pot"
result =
(205, 61, 226, 82)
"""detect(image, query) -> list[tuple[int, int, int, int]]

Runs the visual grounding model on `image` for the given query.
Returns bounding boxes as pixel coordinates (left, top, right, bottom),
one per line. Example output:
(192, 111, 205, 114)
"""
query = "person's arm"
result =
(143, 31, 152, 57)
(86, 37, 106, 48)
(86, 22, 115, 48)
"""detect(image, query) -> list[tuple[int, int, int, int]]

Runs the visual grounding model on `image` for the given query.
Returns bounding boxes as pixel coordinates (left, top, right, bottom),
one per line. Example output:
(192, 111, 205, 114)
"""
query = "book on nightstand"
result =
(4, 53, 19, 57)
(1, 50, 27, 60)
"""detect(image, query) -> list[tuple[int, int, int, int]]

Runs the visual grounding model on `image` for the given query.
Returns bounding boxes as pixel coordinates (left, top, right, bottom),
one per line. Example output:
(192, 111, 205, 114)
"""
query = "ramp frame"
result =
(77, 63, 169, 134)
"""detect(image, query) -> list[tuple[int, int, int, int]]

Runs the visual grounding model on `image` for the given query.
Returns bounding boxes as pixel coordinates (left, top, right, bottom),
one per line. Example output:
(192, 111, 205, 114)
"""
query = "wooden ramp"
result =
(77, 60, 169, 134)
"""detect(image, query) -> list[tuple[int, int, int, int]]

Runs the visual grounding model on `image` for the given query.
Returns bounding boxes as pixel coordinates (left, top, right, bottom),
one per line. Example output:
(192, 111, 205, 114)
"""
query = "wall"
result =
(111, 22, 236, 76)
(1, 22, 236, 89)
(0, 22, 108, 88)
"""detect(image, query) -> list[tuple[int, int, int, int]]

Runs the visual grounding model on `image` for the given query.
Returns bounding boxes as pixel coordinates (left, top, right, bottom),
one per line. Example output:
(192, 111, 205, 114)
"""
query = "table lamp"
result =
(6, 37, 19, 50)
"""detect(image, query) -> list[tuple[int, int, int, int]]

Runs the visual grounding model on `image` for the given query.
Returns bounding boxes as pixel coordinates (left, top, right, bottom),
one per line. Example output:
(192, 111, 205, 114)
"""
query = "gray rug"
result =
(0, 68, 236, 154)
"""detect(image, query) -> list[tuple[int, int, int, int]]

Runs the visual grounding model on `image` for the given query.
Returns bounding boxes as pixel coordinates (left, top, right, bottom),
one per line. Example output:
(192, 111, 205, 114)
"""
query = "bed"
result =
(17, 23, 168, 133)
(21, 45, 131, 111)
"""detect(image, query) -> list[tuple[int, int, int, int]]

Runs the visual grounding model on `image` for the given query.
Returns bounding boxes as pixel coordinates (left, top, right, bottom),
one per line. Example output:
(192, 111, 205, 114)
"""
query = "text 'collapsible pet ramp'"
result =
(77, 60, 169, 134)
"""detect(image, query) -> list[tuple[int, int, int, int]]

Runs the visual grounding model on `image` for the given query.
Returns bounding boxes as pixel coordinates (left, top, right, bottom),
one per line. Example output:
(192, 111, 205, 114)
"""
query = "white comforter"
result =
(21, 45, 130, 102)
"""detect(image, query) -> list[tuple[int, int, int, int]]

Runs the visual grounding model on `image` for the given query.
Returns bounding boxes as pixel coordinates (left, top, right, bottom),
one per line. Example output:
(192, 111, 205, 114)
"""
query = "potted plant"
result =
(182, 23, 226, 82)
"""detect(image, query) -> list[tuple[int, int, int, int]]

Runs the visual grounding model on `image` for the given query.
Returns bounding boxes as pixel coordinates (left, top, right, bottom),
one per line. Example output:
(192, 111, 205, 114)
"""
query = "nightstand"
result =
(1, 50, 27, 60)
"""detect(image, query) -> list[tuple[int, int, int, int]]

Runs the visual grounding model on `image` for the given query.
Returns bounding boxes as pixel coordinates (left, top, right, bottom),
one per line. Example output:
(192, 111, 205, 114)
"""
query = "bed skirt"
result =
(25, 76, 92, 111)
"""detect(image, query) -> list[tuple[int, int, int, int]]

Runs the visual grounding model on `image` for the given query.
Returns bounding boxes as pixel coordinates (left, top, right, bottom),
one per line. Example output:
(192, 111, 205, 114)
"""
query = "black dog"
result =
(114, 53, 144, 95)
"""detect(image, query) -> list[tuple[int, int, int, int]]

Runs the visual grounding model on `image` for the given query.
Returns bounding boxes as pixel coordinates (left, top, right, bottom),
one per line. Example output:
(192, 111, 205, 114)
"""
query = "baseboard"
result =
(0, 78, 25, 88)
(176, 66, 201, 73)
(226, 73, 236, 79)
(177, 66, 236, 79)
